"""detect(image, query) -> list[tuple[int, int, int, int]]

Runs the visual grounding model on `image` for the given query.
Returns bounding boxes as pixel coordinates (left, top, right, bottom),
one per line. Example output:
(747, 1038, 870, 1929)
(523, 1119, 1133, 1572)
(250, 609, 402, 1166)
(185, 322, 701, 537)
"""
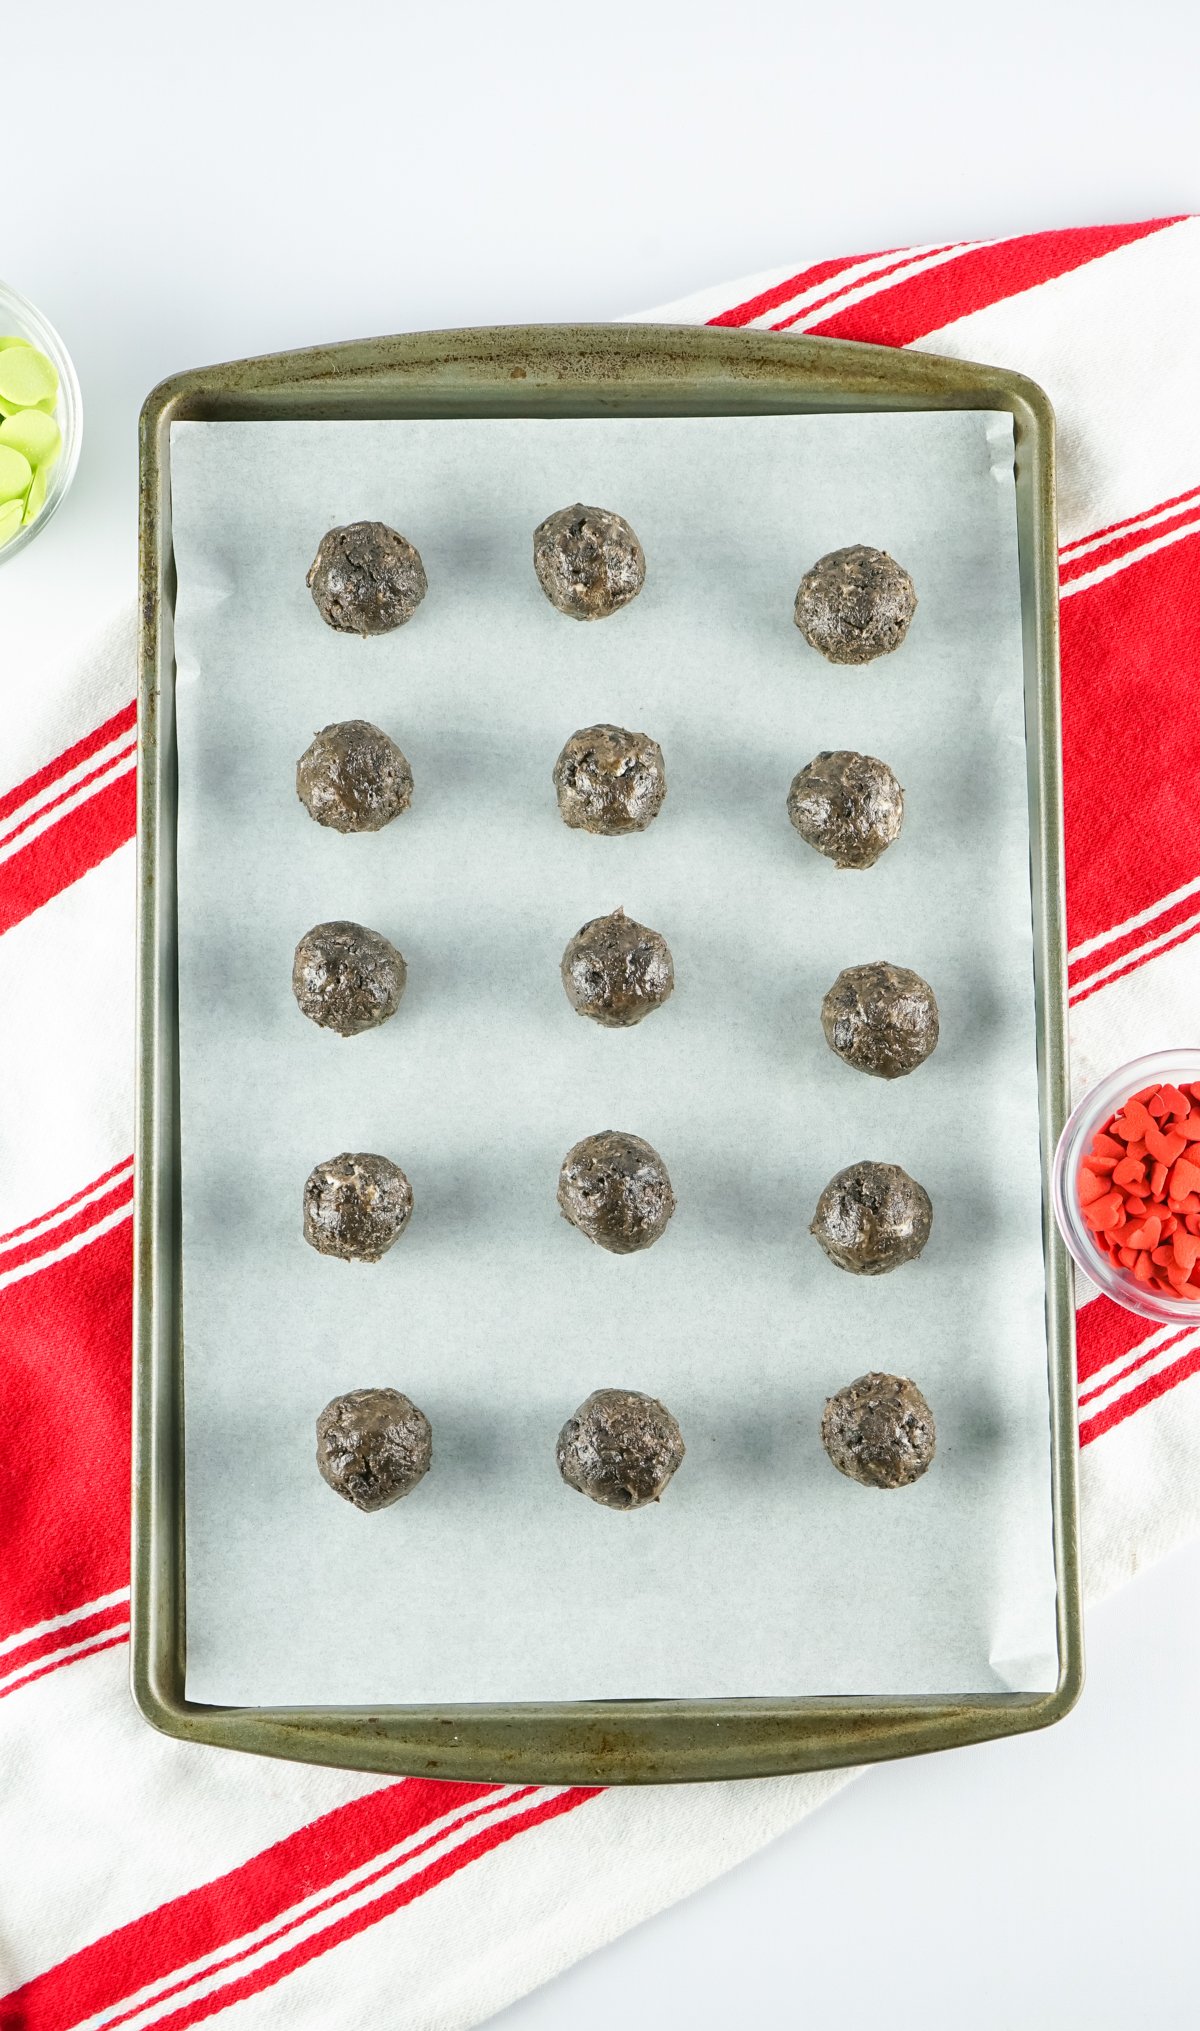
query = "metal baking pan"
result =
(134, 322, 1081, 1783)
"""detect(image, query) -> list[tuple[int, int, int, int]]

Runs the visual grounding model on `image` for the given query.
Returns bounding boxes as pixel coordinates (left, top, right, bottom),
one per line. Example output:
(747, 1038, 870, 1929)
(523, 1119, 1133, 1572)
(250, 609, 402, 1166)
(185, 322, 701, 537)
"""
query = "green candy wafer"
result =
(0, 392, 57, 418)
(0, 345, 57, 406)
(23, 465, 47, 525)
(0, 444, 33, 502)
(0, 392, 53, 417)
(0, 408, 61, 468)
(0, 332, 65, 544)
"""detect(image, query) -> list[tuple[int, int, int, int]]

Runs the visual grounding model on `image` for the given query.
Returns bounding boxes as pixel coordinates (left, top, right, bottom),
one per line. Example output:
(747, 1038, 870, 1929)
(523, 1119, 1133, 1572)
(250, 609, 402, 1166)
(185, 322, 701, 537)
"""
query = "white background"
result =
(4, 0, 1199, 2023)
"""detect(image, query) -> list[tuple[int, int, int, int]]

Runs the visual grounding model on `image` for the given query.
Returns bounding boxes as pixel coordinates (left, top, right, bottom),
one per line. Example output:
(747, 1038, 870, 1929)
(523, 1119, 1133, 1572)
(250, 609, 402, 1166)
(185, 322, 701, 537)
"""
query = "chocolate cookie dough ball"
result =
(292, 920, 407, 1037)
(821, 961, 939, 1079)
(556, 1388, 685, 1509)
(304, 1152, 414, 1262)
(553, 724, 666, 836)
(316, 1387, 432, 1510)
(306, 521, 427, 636)
(811, 1161, 932, 1276)
(557, 1130, 676, 1254)
(787, 750, 904, 870)
(794, 545, 917, 665)
(296, 720, 413, 833)
(821, 1372, 936, 1490)
(560, 907, 674, 1028)
(533, 503, 645, 620)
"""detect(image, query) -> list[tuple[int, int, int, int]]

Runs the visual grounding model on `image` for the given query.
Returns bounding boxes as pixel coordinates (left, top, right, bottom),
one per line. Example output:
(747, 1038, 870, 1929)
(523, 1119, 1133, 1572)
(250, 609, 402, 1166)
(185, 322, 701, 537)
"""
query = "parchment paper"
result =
(172, 412, 1059, 1706)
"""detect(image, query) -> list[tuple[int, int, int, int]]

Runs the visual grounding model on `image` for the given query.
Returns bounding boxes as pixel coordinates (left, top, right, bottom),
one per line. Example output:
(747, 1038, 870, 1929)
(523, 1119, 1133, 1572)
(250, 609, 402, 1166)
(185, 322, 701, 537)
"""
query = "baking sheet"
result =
(171, 412, 1059, 1706)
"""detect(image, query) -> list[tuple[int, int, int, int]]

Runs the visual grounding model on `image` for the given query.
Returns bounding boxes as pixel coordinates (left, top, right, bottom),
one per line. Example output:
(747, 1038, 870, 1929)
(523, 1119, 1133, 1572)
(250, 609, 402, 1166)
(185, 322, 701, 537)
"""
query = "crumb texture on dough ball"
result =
(306, 522, 427, 636)
(533, 503, 645, 620)
(821, 1372, 936, 1489)
(821, 960, 939, 1079)
(557, 1129, 676, 1253)
(316, 1387, 432, 1510)
(296, 720, 413, 833)
(810, 1161, 932, 1275)
(556, 1388, 685, 1509)
(553, 723, 666, 835)
(560, 907, 674, 1027)
(303, 1152, 414, 1262)
(794, 545, 917, 665)
(787, 750, 904, 869)
(292, 920, 407, 1037)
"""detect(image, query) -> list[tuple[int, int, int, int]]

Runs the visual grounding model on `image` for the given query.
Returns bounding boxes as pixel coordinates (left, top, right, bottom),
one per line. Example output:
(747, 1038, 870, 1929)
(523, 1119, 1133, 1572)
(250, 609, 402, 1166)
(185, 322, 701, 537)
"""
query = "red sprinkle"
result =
(1114, 1099, 1155, 1141)
(1078, 1078, 1200, 1300)
(1171, 1157, 1200, 1198)
(1084, 1191, 1124, 1231)
(1145, 1123, 1187, 1165)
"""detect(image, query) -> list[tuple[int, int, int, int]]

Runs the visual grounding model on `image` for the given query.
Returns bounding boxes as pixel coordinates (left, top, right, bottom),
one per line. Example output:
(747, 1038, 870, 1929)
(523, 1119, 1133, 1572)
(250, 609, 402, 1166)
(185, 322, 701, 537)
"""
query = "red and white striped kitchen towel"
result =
(4, 216, 1200, 2031)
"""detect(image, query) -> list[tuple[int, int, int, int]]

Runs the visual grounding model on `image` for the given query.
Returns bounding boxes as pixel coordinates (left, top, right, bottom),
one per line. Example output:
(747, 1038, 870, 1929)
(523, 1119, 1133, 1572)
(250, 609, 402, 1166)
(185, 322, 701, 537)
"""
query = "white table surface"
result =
(6, 2, 1199, 2022)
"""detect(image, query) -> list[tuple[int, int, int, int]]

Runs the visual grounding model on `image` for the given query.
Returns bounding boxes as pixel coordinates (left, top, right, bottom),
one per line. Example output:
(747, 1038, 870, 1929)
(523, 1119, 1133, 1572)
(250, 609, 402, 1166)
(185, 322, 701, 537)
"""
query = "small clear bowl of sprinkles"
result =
(0, 278, 82, 564)
(1053, 1049, 1200, 1321)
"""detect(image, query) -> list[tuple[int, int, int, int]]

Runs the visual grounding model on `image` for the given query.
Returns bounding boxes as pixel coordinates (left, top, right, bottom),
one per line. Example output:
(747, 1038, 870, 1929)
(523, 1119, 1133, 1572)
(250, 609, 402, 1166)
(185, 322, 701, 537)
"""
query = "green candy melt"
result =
(0, 391, 55, 418)
(0, 443, 33, 502)
(0, 408, 60, 468)
(0, 345, 57, 406)
(23, 465, 47, 525)
(0, 333, 64, 543)
(0, 329, 67, 545)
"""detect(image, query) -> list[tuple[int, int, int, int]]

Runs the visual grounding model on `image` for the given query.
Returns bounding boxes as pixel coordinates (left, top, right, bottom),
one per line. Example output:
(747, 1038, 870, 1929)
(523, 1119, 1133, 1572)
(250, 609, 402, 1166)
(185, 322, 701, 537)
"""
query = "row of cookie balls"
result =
(315, 1372, 937, 1516)
(307, 513, 918, 662)
(292, 913, 941, 1068)
(302, 1142, 933, 1273)
(297, 716, 905, 869)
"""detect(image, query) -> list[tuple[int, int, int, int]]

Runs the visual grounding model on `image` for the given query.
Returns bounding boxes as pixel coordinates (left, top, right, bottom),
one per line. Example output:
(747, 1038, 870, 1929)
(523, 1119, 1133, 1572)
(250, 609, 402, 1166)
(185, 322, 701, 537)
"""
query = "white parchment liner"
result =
(171, 413, 1058, 1705)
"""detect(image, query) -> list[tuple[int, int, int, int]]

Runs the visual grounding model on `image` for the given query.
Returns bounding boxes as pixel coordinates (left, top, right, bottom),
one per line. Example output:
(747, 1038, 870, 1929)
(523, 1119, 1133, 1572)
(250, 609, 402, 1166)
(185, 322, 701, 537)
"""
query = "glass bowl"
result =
(0, 277, 83, 565)
(1053, 1048, 1200, 1322)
